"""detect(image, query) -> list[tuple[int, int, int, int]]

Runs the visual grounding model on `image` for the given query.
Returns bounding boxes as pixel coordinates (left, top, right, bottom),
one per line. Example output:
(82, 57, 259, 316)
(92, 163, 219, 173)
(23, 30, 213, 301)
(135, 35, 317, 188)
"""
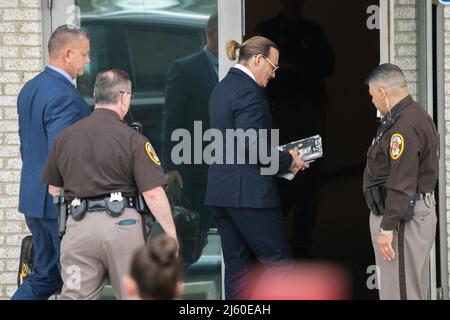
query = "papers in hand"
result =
(276, 135, 323, 181)
(277, 135, 323, 161)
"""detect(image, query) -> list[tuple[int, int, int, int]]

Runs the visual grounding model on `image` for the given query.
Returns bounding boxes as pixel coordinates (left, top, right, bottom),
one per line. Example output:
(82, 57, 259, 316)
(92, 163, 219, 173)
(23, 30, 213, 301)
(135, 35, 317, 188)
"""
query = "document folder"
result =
(276, 135, 323, 180)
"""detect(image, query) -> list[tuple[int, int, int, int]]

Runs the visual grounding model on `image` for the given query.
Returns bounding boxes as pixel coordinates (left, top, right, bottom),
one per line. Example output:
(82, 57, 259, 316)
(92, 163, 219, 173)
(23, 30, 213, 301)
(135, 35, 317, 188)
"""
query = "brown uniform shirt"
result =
(363, 95, 438, 230)
(41, 108, 166, 200)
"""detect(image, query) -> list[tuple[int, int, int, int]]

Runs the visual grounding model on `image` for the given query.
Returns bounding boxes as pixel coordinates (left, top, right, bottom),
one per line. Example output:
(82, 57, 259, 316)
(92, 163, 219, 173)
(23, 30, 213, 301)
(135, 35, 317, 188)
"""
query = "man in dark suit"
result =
(13, 25, 91, 300)
(205, 36, 308, 299)
(162, 13, 218, 233)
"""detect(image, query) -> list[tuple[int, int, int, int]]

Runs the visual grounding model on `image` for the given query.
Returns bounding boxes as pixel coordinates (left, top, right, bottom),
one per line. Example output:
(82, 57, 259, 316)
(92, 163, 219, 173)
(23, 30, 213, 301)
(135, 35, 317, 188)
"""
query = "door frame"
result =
(217, 0, 244, 300)
(416, 0, 449, 300)
(41, 0, 78, 65)
(435, 0, 449, 301)
(218, 0, 243, 80)
(416, 0, 438, 301)
(380, 0, 395, 64)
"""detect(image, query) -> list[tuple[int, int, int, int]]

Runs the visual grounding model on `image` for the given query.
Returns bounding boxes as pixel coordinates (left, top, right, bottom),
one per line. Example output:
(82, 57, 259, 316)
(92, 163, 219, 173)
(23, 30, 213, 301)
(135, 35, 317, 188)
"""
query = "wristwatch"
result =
(380, 228, 393, 236)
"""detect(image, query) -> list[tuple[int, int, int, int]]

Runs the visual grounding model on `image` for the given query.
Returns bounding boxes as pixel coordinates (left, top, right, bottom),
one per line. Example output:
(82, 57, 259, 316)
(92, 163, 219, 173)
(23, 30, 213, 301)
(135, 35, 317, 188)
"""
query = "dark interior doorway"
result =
(245, 0, 381, 299)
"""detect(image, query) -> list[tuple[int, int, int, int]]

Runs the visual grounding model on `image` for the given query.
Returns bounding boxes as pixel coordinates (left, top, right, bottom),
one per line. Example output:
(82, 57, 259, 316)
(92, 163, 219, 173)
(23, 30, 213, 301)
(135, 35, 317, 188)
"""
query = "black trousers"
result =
(210, 206, 292, 300)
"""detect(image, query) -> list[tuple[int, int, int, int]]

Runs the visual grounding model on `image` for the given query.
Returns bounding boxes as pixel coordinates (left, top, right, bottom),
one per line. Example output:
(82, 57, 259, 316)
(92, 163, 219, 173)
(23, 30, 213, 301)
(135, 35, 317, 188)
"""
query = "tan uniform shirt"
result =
(363, 95, 438, 230)
(41, 108, 166, 200)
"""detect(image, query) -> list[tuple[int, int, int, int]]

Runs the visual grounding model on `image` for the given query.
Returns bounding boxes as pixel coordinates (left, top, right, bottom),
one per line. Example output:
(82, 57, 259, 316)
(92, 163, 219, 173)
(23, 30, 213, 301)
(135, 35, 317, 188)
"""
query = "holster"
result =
(134, 194, 156, 228)
(70, 199, 87, 221)
(364, 184, 418, 221)
(401, 195, 419, 222)
(134, 194, 149, 215)
(53, 190, 68, 237)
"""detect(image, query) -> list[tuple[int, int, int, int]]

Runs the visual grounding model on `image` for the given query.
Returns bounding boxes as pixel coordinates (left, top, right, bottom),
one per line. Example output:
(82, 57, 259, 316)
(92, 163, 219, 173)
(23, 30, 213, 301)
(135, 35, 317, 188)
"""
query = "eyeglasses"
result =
(262, 55, 279, 72)
(120, 90, 134, 100)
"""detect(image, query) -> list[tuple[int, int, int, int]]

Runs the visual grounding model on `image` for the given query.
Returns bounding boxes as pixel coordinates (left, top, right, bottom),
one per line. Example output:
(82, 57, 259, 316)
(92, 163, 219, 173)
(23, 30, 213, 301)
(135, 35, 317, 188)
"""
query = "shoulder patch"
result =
(145, 142, 161, 166)
(390, 134, 405, 160)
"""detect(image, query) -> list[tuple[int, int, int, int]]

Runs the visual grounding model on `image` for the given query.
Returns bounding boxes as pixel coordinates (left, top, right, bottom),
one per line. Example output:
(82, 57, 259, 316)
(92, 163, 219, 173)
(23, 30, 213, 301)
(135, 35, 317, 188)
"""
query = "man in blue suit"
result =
(13, 25, 91, 300)
(206, 36, 308, 299)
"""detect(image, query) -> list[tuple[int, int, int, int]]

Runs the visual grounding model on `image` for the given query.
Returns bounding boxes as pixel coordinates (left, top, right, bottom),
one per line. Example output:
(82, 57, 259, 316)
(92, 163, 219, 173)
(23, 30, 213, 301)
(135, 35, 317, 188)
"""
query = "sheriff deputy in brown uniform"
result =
(363, 63, 438, 300)
(41, 69, 178, 300)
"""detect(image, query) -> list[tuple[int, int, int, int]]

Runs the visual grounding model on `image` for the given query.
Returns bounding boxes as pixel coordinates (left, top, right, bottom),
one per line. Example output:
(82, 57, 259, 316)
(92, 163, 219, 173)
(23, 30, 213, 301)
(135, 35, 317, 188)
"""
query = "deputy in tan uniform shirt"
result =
(363, 63, 438, 300)
(41, 69, 178, 300)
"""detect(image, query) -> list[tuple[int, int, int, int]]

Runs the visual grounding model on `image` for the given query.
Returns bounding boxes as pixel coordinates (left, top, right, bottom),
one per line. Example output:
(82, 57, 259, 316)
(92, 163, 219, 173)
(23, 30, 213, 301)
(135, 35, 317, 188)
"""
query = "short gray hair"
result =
(48, 25, 89, 55)
(366, 63, 407, 91)
(94, 69, 131, 105)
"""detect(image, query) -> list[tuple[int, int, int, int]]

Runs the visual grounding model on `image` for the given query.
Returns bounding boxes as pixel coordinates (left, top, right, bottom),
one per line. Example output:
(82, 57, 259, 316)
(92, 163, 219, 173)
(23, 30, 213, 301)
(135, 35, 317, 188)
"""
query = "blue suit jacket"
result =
(205, 68, 292, 209)
(18, 67, 91, 219)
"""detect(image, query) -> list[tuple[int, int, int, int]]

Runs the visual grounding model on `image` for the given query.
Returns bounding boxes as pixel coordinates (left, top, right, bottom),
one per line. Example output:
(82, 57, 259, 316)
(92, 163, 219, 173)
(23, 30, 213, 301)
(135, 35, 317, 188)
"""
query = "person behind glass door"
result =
(162, 13, 219, 237)
(256, 0, 335, 259)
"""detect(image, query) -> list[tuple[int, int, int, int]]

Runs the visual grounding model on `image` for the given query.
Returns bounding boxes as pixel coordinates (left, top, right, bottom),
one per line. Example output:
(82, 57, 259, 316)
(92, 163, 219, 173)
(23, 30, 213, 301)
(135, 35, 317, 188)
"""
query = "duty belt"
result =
(68, 192, 136, 221)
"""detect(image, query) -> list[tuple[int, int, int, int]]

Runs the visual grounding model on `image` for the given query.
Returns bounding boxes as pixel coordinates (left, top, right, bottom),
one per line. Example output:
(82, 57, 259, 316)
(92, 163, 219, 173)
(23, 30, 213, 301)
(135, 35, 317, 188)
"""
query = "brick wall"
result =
(0, 0, 42, 299)
(394, 0, 417, 98)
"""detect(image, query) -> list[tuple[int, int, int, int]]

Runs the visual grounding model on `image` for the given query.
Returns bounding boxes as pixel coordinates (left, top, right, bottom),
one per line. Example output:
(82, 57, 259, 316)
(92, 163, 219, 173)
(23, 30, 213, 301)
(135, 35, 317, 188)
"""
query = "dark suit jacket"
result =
(205, 68, 292, 209)
(162, 50, 218, 184)
(18, 67, 90, 219)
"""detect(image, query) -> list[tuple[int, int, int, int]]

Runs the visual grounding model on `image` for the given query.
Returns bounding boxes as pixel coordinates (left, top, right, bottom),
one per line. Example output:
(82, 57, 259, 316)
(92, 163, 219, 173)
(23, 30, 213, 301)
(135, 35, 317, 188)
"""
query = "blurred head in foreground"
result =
(242, 262, 351, 300)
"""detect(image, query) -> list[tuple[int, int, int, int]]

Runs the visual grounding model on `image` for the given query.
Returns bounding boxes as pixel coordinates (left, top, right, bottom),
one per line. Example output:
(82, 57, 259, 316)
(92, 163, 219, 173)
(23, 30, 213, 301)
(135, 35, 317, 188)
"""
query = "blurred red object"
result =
(243, 263, 351, 300)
